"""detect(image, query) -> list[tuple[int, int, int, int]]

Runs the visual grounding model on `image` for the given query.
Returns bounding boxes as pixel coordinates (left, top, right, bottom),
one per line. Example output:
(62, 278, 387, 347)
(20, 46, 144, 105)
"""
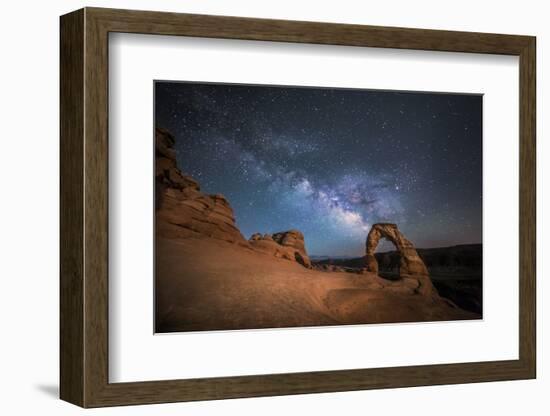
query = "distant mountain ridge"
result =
(312, 243, 482, 269)
(309, 255, 357, 261)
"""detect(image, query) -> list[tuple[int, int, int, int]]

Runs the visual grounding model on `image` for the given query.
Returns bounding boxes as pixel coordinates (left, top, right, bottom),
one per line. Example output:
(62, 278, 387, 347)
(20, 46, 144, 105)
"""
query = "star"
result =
(155, 81, 482, 254)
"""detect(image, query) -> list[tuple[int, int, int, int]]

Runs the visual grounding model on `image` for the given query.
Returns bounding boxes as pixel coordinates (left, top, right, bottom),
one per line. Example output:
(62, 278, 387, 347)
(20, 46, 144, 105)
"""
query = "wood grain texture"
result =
(83, 10, 110, 406)
(518, 38, 536, 375)
(59, 7, 537, 408)
(59, 8, 84, 407)
(89, 7, 532, 54)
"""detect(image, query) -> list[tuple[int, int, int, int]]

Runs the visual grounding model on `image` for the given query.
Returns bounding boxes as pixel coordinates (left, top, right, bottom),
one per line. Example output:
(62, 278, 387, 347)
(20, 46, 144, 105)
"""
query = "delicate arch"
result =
(365, 223, 433, 295)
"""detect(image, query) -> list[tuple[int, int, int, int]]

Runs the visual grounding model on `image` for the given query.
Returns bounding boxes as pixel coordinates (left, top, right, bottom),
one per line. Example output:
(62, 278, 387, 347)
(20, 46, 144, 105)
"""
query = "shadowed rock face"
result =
(155, 127, 247, 245)
(365, 223, 433, 295)
(249, 230, 311, 268)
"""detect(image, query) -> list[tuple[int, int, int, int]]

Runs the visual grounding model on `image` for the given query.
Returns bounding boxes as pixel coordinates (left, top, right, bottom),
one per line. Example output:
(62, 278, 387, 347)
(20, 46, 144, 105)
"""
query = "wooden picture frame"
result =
(60, 7, 536, 408)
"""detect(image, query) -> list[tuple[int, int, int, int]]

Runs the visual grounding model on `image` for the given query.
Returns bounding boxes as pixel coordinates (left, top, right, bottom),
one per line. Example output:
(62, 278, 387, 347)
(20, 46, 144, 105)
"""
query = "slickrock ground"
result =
(155, 236, 476, 332)
(154, 127, 479, 333)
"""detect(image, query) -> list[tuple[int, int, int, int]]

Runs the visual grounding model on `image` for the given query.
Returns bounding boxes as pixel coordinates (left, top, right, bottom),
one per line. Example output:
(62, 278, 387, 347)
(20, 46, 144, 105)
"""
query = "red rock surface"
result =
(249, 230, 312, 268)
(156, 237, 475, 332)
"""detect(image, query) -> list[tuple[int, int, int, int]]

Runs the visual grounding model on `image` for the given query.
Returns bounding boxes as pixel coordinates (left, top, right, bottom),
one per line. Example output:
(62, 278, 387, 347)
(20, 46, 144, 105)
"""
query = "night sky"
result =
(155, 82, 482, 257)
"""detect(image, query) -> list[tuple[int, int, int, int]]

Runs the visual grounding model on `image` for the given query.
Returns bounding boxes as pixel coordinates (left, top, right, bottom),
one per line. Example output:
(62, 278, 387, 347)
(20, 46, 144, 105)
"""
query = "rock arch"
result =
(365, 223, 433, 295)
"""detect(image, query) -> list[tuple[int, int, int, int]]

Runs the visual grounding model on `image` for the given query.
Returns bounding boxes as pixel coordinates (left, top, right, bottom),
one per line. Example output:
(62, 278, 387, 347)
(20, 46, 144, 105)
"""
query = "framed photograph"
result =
(60, 7, 536, 407)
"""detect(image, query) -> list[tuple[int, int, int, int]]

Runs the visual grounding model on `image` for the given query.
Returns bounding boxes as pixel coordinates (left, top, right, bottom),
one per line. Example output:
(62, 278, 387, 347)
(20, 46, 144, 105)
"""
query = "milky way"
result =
(155, 82, 482, 256)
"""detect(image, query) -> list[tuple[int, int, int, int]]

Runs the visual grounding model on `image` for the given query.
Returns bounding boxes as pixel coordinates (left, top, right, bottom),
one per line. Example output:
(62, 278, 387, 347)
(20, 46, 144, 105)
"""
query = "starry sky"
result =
(155, 81, 482, 257)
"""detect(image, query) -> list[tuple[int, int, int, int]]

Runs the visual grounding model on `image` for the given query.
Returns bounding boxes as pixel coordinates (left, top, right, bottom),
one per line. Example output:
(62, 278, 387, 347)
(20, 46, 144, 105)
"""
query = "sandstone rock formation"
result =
(365, 223, 433, 295)
(153, 128, 476, 332)
(155, 127, 247, 244)
(249, 230, 312, 268)
(155, 127, 314, 268)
